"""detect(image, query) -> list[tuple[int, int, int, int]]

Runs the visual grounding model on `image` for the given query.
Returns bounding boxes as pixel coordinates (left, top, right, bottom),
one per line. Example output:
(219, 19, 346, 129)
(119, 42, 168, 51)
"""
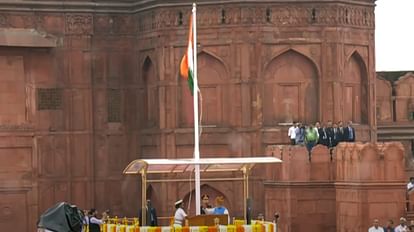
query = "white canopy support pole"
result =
(141, 169, 147, 226)
(243, 167, 250, 222)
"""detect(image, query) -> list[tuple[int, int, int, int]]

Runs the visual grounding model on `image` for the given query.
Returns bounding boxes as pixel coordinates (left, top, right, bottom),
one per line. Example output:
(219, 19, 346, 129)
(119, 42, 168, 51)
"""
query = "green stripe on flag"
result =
(188, 70, 194, 96)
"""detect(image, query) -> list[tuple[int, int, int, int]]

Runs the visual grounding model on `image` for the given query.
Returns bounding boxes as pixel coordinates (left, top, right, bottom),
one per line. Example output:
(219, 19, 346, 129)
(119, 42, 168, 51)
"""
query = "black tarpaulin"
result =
(37, 202, 83, 232)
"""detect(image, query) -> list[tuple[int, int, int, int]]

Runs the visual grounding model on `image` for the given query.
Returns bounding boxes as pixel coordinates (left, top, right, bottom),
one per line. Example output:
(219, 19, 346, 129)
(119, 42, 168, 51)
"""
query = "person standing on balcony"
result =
(338, 121, 346, 143)
(344, 121, 356, 142)
(305, 124, 319, 159)
(295, 123, 305, 145)
(288, 122, 297, 145)
(407, 177, 414, 191)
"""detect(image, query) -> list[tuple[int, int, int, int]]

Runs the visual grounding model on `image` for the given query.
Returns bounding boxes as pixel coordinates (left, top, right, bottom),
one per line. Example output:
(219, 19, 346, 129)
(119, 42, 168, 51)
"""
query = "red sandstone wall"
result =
(335, 142, 406, 232)
(264, 142, 406, 232)
(0, 1, 377, 231)
(0, 12, 140, 231)
(264, 145, 336, 231)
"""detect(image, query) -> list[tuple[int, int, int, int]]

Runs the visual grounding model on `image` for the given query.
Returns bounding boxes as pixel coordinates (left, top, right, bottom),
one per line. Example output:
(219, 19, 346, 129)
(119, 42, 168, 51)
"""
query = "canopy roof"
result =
(123, 157, 282, 175)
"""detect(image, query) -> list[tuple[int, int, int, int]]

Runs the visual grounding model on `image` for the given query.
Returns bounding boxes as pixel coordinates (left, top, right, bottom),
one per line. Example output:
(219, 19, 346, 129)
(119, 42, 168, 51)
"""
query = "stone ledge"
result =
(0, 0, 376, 13)
(0, 28, 57, 47)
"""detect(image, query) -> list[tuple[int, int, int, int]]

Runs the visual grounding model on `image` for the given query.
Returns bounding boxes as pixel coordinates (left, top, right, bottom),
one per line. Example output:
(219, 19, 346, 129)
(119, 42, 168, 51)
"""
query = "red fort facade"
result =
(0, 0, 413, 231)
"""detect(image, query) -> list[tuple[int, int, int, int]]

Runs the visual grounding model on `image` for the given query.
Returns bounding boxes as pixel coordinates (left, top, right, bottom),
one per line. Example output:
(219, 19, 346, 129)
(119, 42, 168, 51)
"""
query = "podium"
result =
(187, 214, 229, 226)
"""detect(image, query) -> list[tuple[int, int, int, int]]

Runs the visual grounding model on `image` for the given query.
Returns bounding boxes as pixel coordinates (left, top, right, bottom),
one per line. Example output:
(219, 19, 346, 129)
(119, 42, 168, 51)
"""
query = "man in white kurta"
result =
(368, 219, 384, 232)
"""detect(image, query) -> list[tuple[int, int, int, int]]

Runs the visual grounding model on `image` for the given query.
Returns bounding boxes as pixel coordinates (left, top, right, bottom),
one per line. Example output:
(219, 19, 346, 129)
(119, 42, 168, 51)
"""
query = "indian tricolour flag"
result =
(180, 13, 194, 95)
(179, 4, 202, 216)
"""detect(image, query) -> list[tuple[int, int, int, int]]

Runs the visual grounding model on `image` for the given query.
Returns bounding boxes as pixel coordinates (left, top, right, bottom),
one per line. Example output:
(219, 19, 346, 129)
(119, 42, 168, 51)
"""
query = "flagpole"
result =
(192, 2, 201, 216)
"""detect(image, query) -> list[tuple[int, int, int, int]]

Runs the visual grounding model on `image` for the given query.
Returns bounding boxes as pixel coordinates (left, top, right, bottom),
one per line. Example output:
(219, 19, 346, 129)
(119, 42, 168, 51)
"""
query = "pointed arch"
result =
(344, 51, 368, 124)
(142, 55, 157, 84)
(141, 56, 158, 128)
(179, 51, 229, 127)
(198, 49, 230, 78)
(264, 48, 321, 77)
(263, 49, 319, 124)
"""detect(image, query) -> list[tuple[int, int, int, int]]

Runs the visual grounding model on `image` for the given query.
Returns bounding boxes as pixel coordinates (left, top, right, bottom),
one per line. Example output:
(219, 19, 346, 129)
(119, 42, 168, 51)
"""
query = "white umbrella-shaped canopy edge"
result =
(123, 157, 282, 226)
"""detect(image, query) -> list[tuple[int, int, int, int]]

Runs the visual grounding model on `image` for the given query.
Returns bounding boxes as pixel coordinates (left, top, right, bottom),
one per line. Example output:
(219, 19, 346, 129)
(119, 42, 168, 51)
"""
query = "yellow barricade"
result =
(233, 220, 245, 227)
(101, 218, 276, 232)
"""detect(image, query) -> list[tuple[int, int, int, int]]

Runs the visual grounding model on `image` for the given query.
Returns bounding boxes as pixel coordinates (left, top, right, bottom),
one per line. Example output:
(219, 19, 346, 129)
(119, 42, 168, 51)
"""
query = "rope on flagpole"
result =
(198, 89, 203, 136)
(187, 168, 193, 213)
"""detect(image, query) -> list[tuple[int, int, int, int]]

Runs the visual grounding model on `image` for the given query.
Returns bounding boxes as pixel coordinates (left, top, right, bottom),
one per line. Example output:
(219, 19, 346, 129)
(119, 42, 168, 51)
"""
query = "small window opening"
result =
(221, 9, 226, 24)
(178, 11, 183, 25)
(266, 8, 271, 22)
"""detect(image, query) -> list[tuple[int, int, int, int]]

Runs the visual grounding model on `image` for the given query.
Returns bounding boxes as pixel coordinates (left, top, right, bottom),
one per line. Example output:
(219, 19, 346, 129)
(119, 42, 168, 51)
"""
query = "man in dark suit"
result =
(329, 122, 340, 147)
(344, 121, 356, 142)
(337, 121, 346, 143)
(139, 199, 158, 226)
(326, 120, 334, 147)
(317, 122, 329, 147)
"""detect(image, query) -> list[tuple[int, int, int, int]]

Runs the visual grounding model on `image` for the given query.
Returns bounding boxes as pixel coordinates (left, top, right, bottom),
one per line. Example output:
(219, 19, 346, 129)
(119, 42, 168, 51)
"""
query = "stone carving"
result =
(112, 15, 135, 34)
(0, 124, 33, 131)
(65, 14, 93, 35)
(94, 15, 135, 35)
(20, 14, 35, 28)
(35, 15, 46, 30)
(94, 15, 112, 34)
(136, 4, 374, 32)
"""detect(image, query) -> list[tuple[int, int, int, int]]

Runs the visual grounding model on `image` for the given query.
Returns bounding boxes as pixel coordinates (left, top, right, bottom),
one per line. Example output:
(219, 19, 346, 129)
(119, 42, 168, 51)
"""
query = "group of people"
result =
(288, 120, 356, 157)
(79, 196, 265, 229)
(369, 217, 411, 232)
(369, 179, 414, 232)
(82, 208, 109, 232)
(174, 194, 229, 227)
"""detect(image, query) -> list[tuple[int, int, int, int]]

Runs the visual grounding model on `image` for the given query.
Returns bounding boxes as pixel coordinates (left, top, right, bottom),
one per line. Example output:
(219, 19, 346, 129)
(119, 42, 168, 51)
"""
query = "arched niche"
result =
(263, 49, 319, 125)
(141, 56, 158, 128)
(376, 76, 393, 123)
(395, 72, 414, 121)
(343, 52, 368, 124)
(179, 51, 228, 127)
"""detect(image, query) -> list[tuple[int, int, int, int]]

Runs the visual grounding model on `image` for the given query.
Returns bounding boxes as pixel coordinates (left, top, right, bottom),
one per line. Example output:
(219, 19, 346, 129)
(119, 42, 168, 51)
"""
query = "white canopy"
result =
(123, 157, 282, 175)
(123, 156, 282, 226)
